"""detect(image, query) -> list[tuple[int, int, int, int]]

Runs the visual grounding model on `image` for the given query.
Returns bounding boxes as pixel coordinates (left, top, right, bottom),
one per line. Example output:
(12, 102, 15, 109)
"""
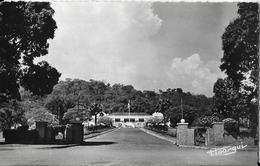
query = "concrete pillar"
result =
(205, 122, 224, 146)
(71, 123, 83, 144)
(36, 121, 47, 143)
(213, 122, 224, 145)
(177, 123, 194, 145)
(45, 126, 55, 143)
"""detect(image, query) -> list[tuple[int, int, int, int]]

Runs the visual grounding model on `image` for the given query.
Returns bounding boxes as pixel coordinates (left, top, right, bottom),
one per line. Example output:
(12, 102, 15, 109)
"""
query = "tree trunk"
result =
(95, 114, 97, 126)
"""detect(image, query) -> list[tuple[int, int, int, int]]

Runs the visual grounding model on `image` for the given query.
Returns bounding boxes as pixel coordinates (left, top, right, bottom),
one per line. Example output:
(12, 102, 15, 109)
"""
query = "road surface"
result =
(0, 128, 257, 165)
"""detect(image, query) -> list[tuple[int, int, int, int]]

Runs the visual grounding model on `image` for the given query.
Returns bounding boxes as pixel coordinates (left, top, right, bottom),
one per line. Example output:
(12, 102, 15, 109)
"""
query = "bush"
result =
(97, 116, 112, 127)
(149, 124, 168, 132)
(87, 125, 108, 131)
(193, 115, 220, 127)
(223, 118, 239, 138)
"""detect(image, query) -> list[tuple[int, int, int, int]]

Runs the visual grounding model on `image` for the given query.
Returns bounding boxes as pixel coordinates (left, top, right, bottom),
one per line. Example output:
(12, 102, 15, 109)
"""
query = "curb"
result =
(178, 145, 257, 151)
(178, 145, 210, 150)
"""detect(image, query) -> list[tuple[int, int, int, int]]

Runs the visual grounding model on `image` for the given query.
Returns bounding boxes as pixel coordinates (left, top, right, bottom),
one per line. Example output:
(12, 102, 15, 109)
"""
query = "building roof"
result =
(109, 112, 151, 116)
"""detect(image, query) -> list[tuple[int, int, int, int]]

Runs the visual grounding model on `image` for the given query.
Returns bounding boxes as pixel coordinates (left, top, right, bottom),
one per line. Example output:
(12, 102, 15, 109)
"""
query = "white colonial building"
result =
(108, 112, 152, 128)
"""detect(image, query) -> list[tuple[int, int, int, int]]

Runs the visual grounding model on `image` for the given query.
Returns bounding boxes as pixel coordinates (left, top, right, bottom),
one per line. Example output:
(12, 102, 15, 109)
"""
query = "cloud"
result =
(167, 54, 225, 96)
(40, 2, 162, 87)
(35, 2, 231, 97)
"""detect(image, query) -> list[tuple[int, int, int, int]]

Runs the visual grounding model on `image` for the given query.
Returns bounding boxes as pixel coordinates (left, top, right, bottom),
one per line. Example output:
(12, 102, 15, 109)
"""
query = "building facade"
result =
(108, 112, 152, 128)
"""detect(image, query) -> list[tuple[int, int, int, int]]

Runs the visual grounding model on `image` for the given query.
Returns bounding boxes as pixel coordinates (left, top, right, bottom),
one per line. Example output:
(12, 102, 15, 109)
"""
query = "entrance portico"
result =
(108, 112, 152, 128)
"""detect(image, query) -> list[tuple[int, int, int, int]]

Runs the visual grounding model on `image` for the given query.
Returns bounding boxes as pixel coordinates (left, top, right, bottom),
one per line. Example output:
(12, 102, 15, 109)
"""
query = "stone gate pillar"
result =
(205, 122, 224, 146)
(71, 122, 83, 144)
(177, 122, 194, 146)
(213, 122, 224, 145)
(36, 121, 47, 143)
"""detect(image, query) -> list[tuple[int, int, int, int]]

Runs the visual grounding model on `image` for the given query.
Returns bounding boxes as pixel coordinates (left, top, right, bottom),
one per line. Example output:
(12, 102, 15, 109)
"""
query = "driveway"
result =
(0, 128, 257, 166)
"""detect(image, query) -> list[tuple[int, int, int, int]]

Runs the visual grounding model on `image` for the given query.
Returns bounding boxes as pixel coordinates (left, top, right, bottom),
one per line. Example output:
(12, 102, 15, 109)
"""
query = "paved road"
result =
(0, 128, 257, 166)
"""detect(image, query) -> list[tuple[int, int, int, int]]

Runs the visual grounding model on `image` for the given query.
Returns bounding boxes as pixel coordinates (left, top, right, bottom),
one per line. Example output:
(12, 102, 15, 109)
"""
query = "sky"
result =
(37, 2, 238, 97)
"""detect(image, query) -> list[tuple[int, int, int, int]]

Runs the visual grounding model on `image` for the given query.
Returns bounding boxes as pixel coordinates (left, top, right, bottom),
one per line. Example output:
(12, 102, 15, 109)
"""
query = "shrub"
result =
(194, 127, 207, 145)
(223, 118, 239, 138)
(193, 115, 220, 127)
(97, 116, 112, 127)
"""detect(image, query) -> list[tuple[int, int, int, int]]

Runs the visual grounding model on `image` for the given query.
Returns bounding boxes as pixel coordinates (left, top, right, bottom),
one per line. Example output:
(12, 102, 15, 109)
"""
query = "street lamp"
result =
(176, 88, 184, 123)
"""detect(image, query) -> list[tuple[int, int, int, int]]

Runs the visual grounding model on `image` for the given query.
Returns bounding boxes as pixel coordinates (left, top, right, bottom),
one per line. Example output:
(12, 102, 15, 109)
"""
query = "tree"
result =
(218, 3, 259, 137)
(213, 78, 248, 121)
(27, 107, 58, 127)
(97, 116, 112, 127)
(0, 39, 21, 102)
(0, 2, 59, 100)
(90, 103, 103, 126)
(20, 61, 61, 96)
(45, 95, 74, 124)
(220, 3, 259, 97)
(157, 98, 171, 125)
(63, 105, 90, 123)
(167, 105, 199, 127)
(0, 100, 27, 130)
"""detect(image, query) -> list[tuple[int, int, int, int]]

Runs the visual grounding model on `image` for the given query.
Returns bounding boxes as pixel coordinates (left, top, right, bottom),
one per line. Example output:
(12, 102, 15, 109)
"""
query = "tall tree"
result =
(0, 2, 59, 100)
(20, 61, 61, 96)
(220, 3, 259, 98)
(217, 3, 259, 136)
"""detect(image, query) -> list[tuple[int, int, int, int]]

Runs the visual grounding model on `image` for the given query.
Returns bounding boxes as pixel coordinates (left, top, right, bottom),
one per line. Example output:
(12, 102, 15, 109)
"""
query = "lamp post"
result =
(176, 88, 184, 123)
(181, 96, 183, 120)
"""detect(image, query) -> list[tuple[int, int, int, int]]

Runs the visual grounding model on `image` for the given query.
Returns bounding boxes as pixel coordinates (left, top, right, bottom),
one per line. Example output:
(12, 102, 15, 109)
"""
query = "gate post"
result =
(71, 122, 83, 144)
(36, 121, 47, 143)
(213, 122, 224, 145)
(177, 122, 194, 145)
(205, 122, 224, 146)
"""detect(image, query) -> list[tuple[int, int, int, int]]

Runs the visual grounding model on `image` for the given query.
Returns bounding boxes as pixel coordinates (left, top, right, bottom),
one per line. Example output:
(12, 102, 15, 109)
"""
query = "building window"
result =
(124, 119, 129, 122)
(115, 118, 120, 122)
(139, 118, 144, 122)
(130, 118, 135, 122)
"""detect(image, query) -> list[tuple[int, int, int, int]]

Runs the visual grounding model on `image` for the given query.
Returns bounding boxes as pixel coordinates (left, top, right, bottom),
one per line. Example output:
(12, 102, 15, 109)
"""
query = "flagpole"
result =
(128, 100, 130, 122)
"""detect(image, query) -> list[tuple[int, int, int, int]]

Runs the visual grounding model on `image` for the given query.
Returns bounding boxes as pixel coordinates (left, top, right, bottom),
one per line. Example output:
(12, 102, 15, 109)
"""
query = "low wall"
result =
(3, 126, 38, 144)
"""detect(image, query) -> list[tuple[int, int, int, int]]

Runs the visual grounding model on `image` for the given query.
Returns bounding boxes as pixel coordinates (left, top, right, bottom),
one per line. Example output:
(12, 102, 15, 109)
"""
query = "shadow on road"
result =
(38, 141, 117, 149)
